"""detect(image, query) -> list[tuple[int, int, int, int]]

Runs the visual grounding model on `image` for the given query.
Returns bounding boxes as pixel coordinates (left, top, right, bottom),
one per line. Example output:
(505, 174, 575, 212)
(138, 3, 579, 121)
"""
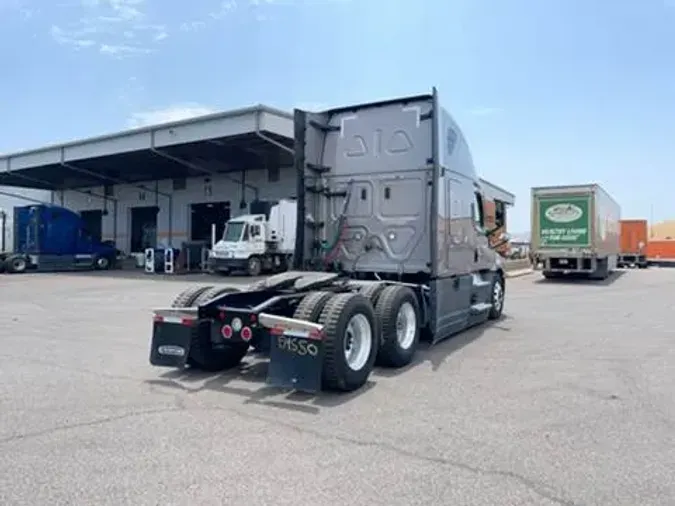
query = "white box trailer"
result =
(531, 184, 621, 280)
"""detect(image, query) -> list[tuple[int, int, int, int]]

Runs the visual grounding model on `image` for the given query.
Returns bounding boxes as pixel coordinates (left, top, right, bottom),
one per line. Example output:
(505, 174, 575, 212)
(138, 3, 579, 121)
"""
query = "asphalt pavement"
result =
(1, 268, 674, 505)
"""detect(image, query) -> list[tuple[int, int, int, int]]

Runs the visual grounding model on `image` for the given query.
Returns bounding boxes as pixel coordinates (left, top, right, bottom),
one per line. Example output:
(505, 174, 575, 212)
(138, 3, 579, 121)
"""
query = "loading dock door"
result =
(80, 210, 103, 242)
(131, 206, 158, 252)
(191, 202, 231, 243)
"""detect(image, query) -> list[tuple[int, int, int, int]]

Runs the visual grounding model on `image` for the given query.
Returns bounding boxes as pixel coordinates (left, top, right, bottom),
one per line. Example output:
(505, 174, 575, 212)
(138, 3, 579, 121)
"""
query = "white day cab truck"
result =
(531, 184, 620, 280)
(149, 88, 509, 394)
(208, 199, 297, 276)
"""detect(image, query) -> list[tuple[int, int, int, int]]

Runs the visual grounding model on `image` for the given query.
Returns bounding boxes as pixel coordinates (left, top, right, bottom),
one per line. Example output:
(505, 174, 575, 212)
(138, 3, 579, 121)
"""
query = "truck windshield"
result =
(223, 222, 245, 241)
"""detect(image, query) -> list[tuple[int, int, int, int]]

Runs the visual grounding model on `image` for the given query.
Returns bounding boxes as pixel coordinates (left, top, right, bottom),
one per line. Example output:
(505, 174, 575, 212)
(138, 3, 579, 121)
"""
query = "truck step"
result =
(470, 302, 492, 313)
(472, 274, 490, 288)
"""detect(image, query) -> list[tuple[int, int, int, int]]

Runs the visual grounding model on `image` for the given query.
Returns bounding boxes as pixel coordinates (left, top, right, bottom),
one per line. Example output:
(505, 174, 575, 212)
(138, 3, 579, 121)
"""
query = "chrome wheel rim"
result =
(343, 313, 373, 371)
(396, 302, 417, 350)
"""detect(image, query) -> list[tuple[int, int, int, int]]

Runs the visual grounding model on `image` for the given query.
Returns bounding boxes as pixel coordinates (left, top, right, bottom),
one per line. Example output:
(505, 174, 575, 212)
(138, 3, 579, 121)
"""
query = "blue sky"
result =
(1, 0, 674, 233)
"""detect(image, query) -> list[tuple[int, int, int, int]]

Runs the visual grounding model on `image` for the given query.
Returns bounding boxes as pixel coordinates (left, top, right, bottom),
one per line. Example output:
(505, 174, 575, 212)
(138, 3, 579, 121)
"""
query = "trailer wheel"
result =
(318, 293, 377, 392)
(293, 291, 334, 322)
(194, 285, 240, 305)
(374, 285, 420, 368)
(170, 285, 214, 308)
(6, 255, 28, 274)
(359, 282, 387, 305)
(488, 274, 505, 320)
(247, 256, 262, 276)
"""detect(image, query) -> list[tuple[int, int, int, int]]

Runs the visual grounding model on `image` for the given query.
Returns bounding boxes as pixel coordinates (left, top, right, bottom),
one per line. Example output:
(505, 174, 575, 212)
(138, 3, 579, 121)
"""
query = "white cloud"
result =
(50, 0, 168, 58)
(100, 43, 152, 57)
(127, 104, 217, 128)
(50, 25, 97, 48)
(183, 0, 353, 31)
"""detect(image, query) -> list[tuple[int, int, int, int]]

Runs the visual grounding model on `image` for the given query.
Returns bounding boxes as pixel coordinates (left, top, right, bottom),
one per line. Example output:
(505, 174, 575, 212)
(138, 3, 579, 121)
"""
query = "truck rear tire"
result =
(318, 293, 378, 392)
(194, 285, 240, 305)
(171, 285, 214, 308)
(359, 282, 387, 306)
(170, 285, 249, 371)
(293, 291, 335, 322)
(374, 285, 420, 368)
(188, 339, 249, 372)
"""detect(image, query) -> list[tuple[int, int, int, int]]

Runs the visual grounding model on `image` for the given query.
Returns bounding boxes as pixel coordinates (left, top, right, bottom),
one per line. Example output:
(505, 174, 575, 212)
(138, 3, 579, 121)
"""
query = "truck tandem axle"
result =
(150, 270, 505, 393)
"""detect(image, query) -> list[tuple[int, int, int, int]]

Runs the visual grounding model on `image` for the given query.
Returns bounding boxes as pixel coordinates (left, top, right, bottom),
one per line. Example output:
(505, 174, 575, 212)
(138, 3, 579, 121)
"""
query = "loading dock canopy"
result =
(0, 105, 294, 191)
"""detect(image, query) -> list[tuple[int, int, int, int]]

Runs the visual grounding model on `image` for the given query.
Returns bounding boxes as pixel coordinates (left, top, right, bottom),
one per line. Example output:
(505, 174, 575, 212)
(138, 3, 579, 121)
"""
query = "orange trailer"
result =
(618, 219, 648, 268)
(645, 240, 675, 260)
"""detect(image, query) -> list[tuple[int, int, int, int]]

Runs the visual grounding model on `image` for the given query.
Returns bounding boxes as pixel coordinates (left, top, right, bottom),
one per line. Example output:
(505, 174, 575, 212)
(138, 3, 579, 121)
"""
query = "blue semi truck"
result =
(0, 204, 118, 273)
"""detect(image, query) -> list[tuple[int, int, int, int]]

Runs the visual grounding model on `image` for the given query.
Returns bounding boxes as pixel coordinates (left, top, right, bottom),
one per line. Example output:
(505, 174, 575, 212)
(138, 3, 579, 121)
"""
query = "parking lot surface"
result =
(1, 268, 674, 506)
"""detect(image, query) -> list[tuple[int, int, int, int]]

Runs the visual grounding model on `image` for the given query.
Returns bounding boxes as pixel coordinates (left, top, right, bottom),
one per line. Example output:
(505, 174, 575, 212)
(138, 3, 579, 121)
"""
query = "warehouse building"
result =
(0, 104, 515, 256)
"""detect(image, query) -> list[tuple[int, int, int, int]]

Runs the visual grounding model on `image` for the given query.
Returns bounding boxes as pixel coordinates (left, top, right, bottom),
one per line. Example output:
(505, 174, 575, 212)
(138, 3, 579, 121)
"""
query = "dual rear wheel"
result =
(167, 283, 424, 392)
(293, 284, 421, 392)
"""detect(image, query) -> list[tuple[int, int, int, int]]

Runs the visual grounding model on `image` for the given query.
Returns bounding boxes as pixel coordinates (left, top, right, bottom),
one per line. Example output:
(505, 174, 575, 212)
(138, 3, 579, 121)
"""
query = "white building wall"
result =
(56, 166, 296, 253)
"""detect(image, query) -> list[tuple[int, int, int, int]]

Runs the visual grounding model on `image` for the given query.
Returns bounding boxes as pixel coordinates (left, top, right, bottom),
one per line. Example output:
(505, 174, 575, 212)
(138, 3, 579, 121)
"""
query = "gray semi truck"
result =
(531, 184, 621, 280)
(149, 89, 509, 393)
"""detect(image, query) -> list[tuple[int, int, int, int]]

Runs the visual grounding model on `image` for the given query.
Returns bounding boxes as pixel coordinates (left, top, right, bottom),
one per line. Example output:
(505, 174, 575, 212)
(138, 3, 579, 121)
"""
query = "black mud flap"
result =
(149, 321, 194, 368)
(266, 331, 324, 393)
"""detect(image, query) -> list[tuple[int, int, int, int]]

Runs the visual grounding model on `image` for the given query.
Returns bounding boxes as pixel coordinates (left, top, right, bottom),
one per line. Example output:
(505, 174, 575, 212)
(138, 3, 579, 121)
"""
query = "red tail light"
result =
(308, 328, 324, 340)
(240, 326, 252, 341)
(221, 325, 233, 339)
(153, 315, 195, 326)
